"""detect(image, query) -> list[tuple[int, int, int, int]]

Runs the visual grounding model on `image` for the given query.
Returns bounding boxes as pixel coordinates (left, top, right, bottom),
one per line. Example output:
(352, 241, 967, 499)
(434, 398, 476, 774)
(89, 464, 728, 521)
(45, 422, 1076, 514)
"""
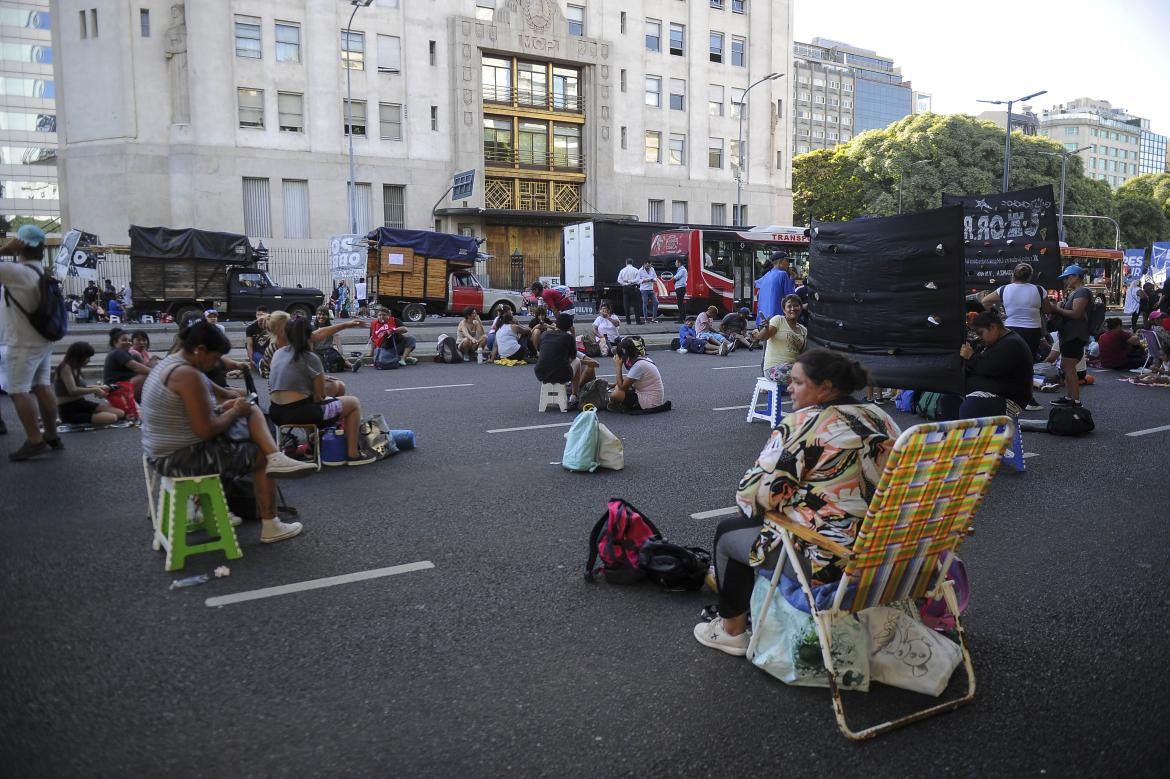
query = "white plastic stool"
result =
(108, 315, 121, 324)
(746, 377, 782, 426)
(277, 424, 322, 470)
(140, 314, 155, 324)
(538, 382, 569, 412)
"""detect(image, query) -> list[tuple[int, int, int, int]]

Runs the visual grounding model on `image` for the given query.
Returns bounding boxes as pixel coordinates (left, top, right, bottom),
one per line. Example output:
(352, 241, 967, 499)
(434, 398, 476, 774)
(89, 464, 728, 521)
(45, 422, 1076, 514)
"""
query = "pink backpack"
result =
(585, 499, 660, 585)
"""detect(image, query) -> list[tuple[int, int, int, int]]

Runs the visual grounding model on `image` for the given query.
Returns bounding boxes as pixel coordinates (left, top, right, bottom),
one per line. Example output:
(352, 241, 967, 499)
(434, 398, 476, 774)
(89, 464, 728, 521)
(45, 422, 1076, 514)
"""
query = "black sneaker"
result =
(727, 340, 738, 353)
(44, 436, 64, 451)
(9, 440, 50, 461)
(1050, 397, 1081, 407)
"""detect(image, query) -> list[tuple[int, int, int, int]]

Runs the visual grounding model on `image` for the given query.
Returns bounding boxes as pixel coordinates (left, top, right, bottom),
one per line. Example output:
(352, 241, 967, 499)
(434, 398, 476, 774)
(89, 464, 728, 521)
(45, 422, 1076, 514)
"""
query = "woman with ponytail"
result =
(693, 348, 901, 656)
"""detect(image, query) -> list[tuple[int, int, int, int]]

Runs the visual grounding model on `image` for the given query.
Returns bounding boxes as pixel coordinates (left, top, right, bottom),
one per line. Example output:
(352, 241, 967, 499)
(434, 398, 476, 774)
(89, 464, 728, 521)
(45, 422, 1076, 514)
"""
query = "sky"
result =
(793, 0, 1170, 133)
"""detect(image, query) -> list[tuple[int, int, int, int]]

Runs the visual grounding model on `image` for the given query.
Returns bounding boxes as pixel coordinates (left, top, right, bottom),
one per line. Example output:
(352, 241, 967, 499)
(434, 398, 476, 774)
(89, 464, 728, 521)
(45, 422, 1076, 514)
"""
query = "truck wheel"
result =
(402, 303, 427, 323)
(174, 305, 202, 326)
(288, 303, 315, 321)
(489, 301, 514, 319)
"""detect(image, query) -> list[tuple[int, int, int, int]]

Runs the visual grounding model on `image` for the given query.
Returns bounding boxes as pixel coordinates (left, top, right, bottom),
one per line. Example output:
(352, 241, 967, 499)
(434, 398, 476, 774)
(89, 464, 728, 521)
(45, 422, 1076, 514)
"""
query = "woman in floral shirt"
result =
(693, 349, 900, 656)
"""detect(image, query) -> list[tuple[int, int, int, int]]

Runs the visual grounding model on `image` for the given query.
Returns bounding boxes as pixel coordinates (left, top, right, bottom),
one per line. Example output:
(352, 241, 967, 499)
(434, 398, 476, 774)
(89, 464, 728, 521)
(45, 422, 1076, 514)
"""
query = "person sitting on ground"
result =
(720, 306, 756, 351)
(694, 306, 733, 353)
(1096, 317, 1147, 371)
(129, 330, 161, 368)
(1152, 311, 1170, 354)
(260, 310, 290, 379)
(311, 306, 362, 372)
(678, 316, 722, 355)
(694, 349, 900, 655)
(485, 311, 504, 354)
(528, 305, 555, 355)
(141, 321, 315, 543)
(753, 294, 807, 392)
(608, 337, 667, 412)
(103, 327, 152, 399)
(591, 302, 621, 356)
(267, 318, 375, 467)
(368, 308, 417, 365)
(530, 282, 576, 317)
(490, 310, 532, 362)
(952, 309, 1034, 419)
(269, 311, 353, 397)
(245, 307, 270, 370)
(535, 313, 598, 401)
(456, 306, 487, 361)
(54, 342, 126, 428)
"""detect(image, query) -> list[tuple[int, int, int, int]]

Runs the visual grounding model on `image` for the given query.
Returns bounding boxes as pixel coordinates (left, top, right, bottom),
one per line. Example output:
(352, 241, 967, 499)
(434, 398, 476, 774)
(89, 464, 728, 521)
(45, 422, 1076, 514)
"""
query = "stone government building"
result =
(52, 0, 793, 282)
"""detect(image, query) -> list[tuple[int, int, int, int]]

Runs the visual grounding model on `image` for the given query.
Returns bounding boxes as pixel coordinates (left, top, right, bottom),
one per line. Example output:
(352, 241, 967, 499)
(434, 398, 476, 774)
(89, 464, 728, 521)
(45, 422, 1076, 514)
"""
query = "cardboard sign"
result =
(380, 246, 415, 273)
(329, 234, 366, 280)
(941, 185, 1062, 289)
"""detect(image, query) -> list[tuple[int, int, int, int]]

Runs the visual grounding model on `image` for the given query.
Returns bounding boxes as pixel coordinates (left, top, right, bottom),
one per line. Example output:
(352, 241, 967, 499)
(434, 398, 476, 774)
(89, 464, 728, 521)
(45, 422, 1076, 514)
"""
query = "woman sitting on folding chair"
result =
(694, 349, 900, 656)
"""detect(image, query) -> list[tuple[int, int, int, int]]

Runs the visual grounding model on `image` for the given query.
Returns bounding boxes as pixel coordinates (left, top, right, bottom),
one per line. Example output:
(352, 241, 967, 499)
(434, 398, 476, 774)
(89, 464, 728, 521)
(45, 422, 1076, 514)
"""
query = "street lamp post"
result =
(1063, 214, 1121, 251)
(896, 159, 933, 214)
(976, 89, 1047, 192)
(1039, 145, 1091, 242)
(734, 72, 783, 227)
(344, 0, 374, 235)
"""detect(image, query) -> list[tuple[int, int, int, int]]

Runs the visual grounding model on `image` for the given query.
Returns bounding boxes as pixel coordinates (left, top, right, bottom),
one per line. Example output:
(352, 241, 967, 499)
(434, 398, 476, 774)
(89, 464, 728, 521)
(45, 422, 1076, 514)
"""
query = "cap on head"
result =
(770, 251, 789, 263)
(1058, 264, 1085, 279)
(204, 308, 219, 317)
(738, 306, 751, 316)
(16, 224, 44, 248)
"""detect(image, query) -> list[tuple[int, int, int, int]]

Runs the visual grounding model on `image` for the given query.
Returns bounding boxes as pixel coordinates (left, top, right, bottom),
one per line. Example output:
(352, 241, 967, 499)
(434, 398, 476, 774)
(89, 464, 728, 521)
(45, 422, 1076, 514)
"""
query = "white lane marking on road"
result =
(487, 422, 574, 434)
(1126, 424, 1170, 437)
(713, 401, 789, 411)
(385, 383, 474, 392)
(691, 506, 740, 520)
(205, 561, 435, 608)
(711, 364, 762, 371)
(1024, 452, 1039, 459)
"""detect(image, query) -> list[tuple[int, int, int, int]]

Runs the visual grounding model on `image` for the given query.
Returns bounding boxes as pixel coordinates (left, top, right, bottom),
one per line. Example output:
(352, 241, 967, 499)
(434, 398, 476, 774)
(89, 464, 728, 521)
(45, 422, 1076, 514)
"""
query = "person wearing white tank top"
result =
(980, 262, 1051, 361)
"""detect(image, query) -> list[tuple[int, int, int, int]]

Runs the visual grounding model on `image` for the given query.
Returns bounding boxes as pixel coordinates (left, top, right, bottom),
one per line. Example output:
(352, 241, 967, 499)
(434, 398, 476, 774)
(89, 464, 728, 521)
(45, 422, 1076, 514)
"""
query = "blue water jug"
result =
(389, 429, 416, 450)
(321, 429, 347, 465)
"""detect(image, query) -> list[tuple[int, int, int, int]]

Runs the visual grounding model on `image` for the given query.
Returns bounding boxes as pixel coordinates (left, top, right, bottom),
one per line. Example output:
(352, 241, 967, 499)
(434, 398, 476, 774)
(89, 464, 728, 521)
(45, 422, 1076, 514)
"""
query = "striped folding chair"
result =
(748, 416, 1013, 740)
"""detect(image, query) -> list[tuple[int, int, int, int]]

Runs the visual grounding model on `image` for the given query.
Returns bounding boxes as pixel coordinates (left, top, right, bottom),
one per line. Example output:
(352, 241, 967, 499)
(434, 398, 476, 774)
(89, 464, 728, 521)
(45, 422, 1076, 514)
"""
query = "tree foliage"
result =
(791, 113, 1169, 249)
(1116, 194, 1168, 249)
(1117, 173, 1170, 222)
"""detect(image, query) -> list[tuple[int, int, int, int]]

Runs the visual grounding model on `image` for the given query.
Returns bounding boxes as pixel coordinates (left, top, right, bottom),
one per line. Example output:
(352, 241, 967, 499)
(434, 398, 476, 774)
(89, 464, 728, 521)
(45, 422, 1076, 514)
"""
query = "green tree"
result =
(1115, 194, 1168, 249)
(1117, 172, 1170, 222)
(792, 146, 865, 224)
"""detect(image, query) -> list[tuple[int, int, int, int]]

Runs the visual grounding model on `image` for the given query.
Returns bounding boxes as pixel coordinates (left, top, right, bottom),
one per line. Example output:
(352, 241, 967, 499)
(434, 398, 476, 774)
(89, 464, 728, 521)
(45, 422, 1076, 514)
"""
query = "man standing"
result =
(673, 258, 688, 323)
(0, 225, 62, 461)
(637, 260, 659, 324)
(616, 258, 641, 325)
(755, 251, 796, 326)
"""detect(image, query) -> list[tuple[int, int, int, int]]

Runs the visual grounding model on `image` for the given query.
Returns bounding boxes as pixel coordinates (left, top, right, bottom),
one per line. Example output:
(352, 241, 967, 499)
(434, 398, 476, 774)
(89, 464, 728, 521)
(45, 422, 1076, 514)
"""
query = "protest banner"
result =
(941, 185, 1062, 289)
(329, 234, 366, 280)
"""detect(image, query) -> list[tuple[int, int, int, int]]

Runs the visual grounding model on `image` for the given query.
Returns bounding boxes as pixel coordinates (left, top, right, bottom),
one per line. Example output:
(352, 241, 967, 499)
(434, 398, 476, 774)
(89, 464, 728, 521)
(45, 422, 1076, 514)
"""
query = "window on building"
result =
(378, 35, 401, 72)
(282, 179, 310, 239)
(238, 88, 264, 129)
(383, 185, 405, 228)
(669, 133, 686, 165)
(843, 98, 852, 108)
(730, 36, 745, 67)
(277, 92, 303, 132)
(732, 0, 746, 12)
(620, 69, 627, 92)
(242, 177, 271, 238)
(645, 75, 661, 107)
(482, 56, 512, 103)
(379, 103, 403, 140)
(797, 110, 808, 119)
(830, 97, 839, 107)
(140, 9, 150, 37)
(669, 23, 685, 56)
(620, 11, 626, 34)
(341, 30, 364, 69)
(1065, 126, 1078, 136)
(798, 91, 809, 102)
(353, 183, 373, 234)
(711, 203, 726, 224)
(646, 20, 661, 52)
(841, 132, 851, 141)
(843, 83, 853, 92)
(553, 123, 582, 168)
(552, 66, 580, 111)
(518, 119, 547, 164)
(828, 114, 837, 123)
(730, 87, 745, 119)
(812, 77, 824, 87)
(829, 80, 838, 89)
(430, 105, 439, 131)
(776, 99, 783, 118)
(709, 84, 724, 116)
(90, 9, 98, 37)
(672, 200, 688, 222)
(813, 129, 824, 139)
(711, 0, 724, 8)
(275, 22, 300, 63)
(475, 0, 495, 21)
(814, 95, 825, 104)
(841, 113, 851, 124)
(798, 128, 809, 137)
(813, 112, 824, 121)
(776, 150, 783, 168)
(429, 40, 437, 66)
(645, 131, 662, 163)
(796, 144, 809, 153)
(620, 125, 627, 149)
(648, 199, 665, 221)
(79, 10, 86, 38)
(709, 32, 723, 63)
(483, 116, 513, 163)
(734, 204, 747, 225)
(235, 15, 261, 58)
(669, 78, 686, 111)
(517, 61, 548, 107)
(343, 99, 367, 136)
(1064, 142, 1079, 152)
(566, 5, 584, 36)
(708, 137, 723, 168)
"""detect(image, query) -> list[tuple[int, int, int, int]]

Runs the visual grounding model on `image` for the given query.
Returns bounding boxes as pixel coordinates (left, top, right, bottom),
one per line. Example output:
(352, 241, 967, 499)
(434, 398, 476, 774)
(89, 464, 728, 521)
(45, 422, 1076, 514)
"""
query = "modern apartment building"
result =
(1138, 128, 1167, 176)
(51, 1, 793, 267)
(791, 37, 911, 155)
(0, 0, 58, 238)
(1038, 98, 1154, 188)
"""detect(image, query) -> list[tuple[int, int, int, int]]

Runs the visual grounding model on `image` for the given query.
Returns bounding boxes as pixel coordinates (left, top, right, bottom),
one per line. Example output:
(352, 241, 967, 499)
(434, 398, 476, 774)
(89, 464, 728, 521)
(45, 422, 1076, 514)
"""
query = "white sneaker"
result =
(693, 616, 751, 656)
(718, 342, 730, 356)
(677, 348, 688, 354)
(266, 452, 318, 478)
(260, 518, 303, 543)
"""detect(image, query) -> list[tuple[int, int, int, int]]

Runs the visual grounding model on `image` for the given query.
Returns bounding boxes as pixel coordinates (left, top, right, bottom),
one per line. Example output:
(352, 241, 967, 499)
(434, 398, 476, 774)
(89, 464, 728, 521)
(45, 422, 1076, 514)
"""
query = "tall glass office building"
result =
(1139, 129, 1168, 176)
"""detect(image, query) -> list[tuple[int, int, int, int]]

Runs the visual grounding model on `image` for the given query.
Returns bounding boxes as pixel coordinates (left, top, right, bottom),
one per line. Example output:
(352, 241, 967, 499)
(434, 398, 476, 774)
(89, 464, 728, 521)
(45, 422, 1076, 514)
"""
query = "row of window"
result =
(797, 76, 853, 90)
(481, 57, 581, 112)
(0, 6, 50, 30)
(0, 109, 55, 133)
(1061, 125, 1139, 145)
(643, 20, 748, 66)
(0, 75, 53, 99)
(241, 178, 405, 239)
(1087, 157, 1138, 175)
(795, 128, 852, 141)
(475, 2, 748, 35)
(234, 15, 434, 72)
(798, 93, 854, 107)
(0, 41, 52, 65)
(1090, 173, 1129, 187)
(796, 111, 853, 126)
(646, 200, 748, 226)
(483, 117, 582, 169)
(235, 88, 424, 139)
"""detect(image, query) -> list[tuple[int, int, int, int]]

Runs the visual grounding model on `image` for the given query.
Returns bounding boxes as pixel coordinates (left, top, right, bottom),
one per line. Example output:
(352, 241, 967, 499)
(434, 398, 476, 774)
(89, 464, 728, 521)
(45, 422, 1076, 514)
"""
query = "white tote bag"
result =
(595, 422, 624, 470)
(858, 606, 962, 697)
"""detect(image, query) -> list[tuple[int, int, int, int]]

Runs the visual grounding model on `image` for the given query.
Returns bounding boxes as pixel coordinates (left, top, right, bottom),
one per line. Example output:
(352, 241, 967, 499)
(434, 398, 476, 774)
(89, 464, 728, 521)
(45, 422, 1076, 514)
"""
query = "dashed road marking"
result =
(1126, 424, 1170, 438)
(487, 422, 574, 434)
(385, 383, 474, 392)
(205, 561, 435, 608)
(711, 364, 762, 371)
(691, 506, 740, 520)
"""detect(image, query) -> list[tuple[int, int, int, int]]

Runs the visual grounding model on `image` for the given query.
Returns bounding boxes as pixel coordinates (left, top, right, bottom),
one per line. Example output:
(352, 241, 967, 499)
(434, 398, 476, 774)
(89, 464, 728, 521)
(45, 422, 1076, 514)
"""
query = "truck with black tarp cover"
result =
(128, 225, 324, 321)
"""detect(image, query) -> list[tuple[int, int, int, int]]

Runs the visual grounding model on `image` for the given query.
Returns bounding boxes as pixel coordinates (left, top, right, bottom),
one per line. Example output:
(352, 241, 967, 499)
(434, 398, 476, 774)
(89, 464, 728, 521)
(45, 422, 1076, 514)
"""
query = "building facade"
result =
(791, 37, 911, 156)
(1038, 98, 1152, 188)
(52, 1, 793, 270)
(0, 0, 58, 237)
(1138, 128, 1167, 176)
(975, 107, 1039, 136)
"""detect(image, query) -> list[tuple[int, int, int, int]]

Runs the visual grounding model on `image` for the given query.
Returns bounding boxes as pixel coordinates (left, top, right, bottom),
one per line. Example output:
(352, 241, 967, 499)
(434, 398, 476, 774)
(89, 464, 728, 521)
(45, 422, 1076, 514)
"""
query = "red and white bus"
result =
(649, 226, 810, 314)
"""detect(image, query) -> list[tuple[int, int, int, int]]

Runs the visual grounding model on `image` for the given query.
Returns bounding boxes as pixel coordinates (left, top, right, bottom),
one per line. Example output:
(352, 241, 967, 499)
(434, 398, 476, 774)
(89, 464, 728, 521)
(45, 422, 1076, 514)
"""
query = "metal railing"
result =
(484, 145, 584, 171)
(482, 84, 582, 113)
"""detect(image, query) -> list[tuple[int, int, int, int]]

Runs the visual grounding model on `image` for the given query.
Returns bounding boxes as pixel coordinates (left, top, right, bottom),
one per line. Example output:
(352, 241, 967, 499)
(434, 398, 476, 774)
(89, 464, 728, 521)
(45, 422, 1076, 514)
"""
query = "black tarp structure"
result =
(129, 226, 253, 263)
(807, 206, 966, 395)
(365, 227, 479, 262)
(941, 185, 1062, 289)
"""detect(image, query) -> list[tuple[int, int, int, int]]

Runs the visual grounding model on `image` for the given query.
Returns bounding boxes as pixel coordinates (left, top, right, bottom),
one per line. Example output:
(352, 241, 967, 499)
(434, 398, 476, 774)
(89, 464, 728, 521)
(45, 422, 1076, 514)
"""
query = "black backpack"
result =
(4, 264, 68, 341)
(435, 334, 462, 364)
(320, 345, 347, 372)
(637, 539, 711, 591)
(1048, 405, 1094, 436)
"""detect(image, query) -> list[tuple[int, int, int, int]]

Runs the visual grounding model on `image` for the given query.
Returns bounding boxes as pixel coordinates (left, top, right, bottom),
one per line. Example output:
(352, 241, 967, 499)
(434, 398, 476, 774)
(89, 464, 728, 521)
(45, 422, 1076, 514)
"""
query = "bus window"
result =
(702, 240, 734, 279)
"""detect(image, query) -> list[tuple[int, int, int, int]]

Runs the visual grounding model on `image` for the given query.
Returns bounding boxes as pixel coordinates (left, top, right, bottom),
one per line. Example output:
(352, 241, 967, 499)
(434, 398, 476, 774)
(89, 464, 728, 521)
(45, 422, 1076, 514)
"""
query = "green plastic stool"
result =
(156, 474, 243, 572)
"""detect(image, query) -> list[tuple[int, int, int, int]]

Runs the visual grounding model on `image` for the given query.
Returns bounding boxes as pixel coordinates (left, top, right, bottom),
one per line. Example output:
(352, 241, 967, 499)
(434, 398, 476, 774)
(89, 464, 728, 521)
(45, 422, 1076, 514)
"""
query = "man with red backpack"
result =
(0, 225, 63, 460)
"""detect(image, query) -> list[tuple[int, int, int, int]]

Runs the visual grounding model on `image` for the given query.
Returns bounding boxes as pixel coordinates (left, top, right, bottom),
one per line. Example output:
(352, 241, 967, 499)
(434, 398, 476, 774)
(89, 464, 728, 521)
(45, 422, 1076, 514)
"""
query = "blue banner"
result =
(1123, 248, 1146, 280)
(1153, 242, 1170, 284)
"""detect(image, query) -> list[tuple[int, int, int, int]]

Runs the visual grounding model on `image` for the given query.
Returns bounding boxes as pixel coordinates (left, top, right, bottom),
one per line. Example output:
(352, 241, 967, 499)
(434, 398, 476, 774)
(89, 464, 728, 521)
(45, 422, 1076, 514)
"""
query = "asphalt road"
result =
(1, 351, 1167, 776)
